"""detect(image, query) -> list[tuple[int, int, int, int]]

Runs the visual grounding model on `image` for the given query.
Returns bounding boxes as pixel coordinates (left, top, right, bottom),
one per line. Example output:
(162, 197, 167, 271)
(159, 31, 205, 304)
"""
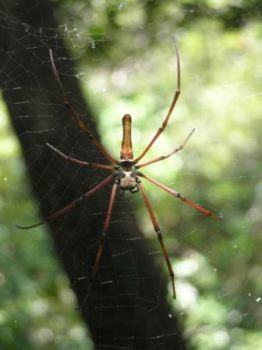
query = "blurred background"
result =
(0, 0, 261, 349)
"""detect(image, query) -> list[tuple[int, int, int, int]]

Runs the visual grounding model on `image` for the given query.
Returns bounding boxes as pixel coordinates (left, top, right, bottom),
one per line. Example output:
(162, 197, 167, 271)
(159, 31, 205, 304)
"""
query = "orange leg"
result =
(16, 175, 113, 229)
(134, 36, 180, 163)
(139, 172, 221, 220)
(138, 181, 176, 299)
(89, 182, 118, 291)
(49, 49, 117, 164)
(46, 143, 113, 171)
(137, 128, 195, 169)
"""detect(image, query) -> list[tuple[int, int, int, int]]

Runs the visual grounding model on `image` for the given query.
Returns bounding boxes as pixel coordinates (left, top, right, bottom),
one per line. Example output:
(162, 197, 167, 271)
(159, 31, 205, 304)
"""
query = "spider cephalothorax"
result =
(114, 161, 140, 194)
(17, 40, 221, 300)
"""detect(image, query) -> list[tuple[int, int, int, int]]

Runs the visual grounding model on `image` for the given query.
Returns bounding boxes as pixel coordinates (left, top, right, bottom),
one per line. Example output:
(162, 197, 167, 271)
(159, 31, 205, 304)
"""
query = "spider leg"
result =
(137, 128, 195, 169)
(16, 175, 113, 229)
(134, 36, 180, 164)
(49, 49, 117, 164)
(88, 182, 118, 292)
(138, 181, 176, 299)
(139, 172, 221, 220)
(46, 142, 114, 171)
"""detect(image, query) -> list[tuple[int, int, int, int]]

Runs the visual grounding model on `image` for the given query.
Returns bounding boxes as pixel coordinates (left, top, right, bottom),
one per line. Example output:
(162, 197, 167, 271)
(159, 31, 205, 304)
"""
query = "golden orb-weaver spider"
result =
(17, 38, 221, 299)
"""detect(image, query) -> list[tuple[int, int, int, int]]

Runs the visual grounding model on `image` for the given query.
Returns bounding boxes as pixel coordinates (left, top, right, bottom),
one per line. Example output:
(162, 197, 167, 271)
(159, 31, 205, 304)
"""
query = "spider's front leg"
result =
(138, 181, 176, 299)
(88, 181, 118, 292)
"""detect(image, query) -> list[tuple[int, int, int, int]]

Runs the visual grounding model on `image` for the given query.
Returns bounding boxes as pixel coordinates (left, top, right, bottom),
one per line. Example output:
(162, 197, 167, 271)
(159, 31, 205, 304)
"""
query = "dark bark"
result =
(0, 1, 188, 349)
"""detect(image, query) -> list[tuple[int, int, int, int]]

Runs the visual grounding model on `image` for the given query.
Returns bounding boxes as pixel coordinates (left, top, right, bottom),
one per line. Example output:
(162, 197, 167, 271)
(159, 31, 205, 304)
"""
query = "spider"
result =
(17, 39, 221, 299)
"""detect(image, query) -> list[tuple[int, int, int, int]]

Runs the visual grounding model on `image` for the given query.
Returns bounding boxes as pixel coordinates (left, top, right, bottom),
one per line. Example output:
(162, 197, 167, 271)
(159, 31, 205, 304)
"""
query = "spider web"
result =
(0, 1, 262, 350)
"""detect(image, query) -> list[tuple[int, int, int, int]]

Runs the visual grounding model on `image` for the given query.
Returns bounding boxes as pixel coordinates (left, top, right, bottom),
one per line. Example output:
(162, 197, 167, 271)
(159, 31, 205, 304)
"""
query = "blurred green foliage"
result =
(1, 0, 261, 349)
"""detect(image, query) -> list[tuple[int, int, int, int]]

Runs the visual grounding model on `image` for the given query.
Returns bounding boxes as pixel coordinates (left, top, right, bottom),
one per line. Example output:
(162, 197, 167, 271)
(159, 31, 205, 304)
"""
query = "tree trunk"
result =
(0, 1, 188, 349)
